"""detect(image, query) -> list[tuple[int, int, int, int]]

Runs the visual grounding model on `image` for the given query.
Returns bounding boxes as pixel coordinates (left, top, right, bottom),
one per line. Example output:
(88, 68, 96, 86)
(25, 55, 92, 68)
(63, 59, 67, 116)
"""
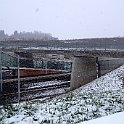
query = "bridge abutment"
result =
(70, 56, 97, 90)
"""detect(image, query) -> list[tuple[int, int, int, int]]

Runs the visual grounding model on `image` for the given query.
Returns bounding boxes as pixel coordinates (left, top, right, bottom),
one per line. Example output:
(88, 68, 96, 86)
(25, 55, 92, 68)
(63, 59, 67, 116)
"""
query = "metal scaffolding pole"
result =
(0, 49, 3, 92)
(17, 55, 20, 103)
(45, 59, 48, 74)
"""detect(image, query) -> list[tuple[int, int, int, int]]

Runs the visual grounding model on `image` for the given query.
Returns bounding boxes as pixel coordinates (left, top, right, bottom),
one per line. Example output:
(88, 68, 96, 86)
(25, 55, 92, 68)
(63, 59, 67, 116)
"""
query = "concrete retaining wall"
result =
(98, 57, 124, 77)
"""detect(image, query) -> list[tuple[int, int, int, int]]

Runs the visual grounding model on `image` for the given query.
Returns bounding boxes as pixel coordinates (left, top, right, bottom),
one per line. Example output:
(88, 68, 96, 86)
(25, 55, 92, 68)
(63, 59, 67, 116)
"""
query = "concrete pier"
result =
(70, 56, 97, 90)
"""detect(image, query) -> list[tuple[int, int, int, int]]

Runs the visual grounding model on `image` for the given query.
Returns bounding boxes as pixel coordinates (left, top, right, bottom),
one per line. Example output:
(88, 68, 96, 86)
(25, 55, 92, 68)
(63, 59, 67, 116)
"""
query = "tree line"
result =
(0, 30, 58, 41)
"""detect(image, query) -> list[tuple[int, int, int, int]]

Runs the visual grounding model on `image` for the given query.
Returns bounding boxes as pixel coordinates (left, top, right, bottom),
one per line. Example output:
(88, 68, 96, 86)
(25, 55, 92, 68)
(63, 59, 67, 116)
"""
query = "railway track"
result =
(2, 72, 71, 93)
(0, 81, 70, 104)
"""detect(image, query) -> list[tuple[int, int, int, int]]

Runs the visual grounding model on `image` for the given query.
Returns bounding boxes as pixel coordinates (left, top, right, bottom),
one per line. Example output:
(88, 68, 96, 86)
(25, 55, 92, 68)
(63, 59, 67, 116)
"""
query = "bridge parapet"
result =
(22, 49, 124, 58)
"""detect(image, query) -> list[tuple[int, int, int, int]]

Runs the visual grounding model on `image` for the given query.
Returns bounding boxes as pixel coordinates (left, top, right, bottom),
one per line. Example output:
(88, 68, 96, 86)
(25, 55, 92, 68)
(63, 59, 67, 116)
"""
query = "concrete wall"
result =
(70, 56, 97, 90)
(98, 57, 124, 77)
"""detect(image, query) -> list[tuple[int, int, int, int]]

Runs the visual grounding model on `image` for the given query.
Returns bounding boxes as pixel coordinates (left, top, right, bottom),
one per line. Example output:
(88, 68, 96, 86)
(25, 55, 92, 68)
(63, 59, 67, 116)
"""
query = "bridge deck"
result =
(21, 49, 124, 58)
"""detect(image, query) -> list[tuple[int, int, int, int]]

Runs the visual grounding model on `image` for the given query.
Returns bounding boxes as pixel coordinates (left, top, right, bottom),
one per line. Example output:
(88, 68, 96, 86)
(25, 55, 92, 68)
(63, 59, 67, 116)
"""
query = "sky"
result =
(0, 0, 124, 39)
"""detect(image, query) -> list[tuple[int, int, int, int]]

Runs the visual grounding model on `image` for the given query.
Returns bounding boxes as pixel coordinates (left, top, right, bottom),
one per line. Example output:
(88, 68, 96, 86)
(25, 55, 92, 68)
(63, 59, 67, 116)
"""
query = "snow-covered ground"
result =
(25, 80, 70, 89)
(80, 111, 124, 124)
(1, 65, 124, 124)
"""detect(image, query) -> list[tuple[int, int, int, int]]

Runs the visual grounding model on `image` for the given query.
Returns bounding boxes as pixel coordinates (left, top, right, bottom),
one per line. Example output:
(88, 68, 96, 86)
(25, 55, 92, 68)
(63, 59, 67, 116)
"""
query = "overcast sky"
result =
(0, 0, 124, 39)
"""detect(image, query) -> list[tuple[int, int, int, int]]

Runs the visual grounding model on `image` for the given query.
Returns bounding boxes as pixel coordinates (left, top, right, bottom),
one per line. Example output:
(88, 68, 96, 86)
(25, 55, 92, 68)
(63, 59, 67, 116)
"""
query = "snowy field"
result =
(1, 65, 124, 124)
(80, 111, 124, 124)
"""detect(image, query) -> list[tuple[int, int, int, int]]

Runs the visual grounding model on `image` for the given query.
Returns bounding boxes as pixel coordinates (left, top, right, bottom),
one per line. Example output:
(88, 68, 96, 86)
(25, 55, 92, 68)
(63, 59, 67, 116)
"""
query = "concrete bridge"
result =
(17, 49, 124, 90)
(1, 48, 124, 92)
